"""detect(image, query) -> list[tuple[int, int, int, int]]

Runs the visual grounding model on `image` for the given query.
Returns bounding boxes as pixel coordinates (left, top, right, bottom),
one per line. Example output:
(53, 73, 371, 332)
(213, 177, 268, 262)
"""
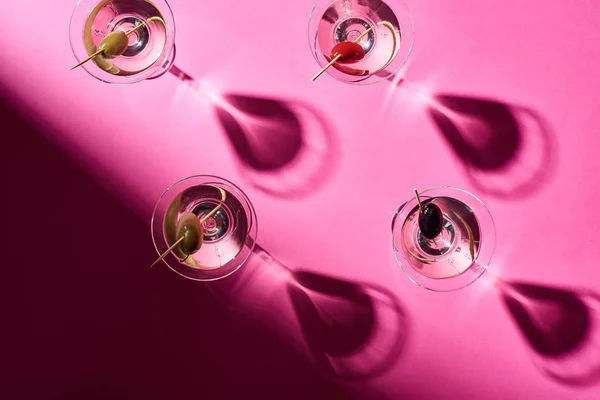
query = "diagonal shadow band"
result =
(0, 93, 356, 399)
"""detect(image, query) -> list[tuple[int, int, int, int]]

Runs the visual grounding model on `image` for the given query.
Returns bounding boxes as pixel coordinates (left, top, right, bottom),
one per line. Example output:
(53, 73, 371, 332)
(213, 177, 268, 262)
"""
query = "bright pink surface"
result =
(2, 0, 600, 399)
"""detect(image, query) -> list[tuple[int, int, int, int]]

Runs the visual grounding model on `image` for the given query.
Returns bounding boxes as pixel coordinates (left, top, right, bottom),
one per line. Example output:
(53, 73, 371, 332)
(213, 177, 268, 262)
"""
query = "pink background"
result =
(2, 0, 600, 399)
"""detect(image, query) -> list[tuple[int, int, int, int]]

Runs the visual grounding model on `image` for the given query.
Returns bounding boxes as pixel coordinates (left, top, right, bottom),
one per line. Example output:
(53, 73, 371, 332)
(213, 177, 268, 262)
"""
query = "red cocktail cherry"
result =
(330, 41, 366, 64)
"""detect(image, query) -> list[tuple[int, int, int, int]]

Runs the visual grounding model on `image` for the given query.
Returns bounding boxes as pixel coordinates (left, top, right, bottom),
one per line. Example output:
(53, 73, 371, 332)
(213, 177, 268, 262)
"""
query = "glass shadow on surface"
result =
(205, 245, 408, 380)
(497, 280, 600, 386)
(216, 95, 303, 171)
(0, 94, 357, 399)
(288, 271, 408, 379)
(386, 78, 557, 200)
(426, 95, 556, 200)
(214, 94, 339, 199)
(167, 69, 340, 199)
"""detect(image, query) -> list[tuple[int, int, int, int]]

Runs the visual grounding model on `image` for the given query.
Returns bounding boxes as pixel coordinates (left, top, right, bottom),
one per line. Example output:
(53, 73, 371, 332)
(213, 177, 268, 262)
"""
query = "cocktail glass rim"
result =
(151, 174, 258, 281)
(307, 0, 415, 85)
(68, 0, 177, 84)
(391, 186, 496, 292)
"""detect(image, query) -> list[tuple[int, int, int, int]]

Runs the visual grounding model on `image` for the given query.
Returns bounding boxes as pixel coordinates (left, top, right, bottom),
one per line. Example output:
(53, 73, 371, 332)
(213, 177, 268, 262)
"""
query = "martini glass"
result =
(151, 175, 258, 281)
(69, 0, 176, 84)
(308, 0, 414, 85)
(391, 187, 496, 291)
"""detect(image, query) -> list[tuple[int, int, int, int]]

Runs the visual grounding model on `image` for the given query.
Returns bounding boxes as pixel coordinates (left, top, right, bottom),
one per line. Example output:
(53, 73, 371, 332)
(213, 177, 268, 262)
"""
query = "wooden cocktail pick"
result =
(70, 23, 147, 71)
(150, 236, 185, 268)
(413, 187, 424, 213)
(401, 193, 435, 263)
(453, 211, 476, 261)
(150, 186, 227, 268)
(311, 25, 375, 82)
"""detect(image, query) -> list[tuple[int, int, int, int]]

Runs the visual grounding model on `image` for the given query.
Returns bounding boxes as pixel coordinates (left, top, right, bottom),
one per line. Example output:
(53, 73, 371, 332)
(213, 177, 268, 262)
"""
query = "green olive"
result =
(98, 30, 130, 59)
(175, 212, 204, 256)
(179, 224, 202, 254)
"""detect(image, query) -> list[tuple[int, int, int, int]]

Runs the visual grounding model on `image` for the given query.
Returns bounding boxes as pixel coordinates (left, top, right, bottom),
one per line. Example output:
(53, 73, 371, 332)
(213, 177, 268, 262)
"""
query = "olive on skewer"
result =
(71, 24, 145, 70)
(71, 16, 166, 71)
(414, 188, 443, 240)
(175, 212, 204, 258)
(151, 185, 227, 268)
(150, 212, 204, 268)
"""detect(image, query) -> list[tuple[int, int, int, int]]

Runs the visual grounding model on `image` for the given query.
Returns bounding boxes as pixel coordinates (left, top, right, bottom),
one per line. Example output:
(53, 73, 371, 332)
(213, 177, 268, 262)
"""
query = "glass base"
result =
(417, 218, 457, 257)
(192, 199, 232, 242)
(335, 17, 376, 53)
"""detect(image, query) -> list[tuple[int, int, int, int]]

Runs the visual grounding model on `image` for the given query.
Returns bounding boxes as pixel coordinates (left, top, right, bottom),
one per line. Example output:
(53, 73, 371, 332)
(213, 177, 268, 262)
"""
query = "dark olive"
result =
(419, 203, 443, 239)
(179, 224, 202, 254)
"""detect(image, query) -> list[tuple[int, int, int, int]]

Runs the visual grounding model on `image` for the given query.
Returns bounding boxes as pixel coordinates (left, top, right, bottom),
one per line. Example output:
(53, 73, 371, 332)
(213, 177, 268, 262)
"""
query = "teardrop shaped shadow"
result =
(500, 282, 589, 355)
(288, 270, 408, 380)
(214, 93, 339, 199)
(498, 280, 600, 386)
(427, 95, 556, 199)
(203, 245, 408, 381)
(167, 70, 339, 199)
(287, 273, 375, 357)
(215, 95, 303, 170)
(428, 96, 520, 170)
